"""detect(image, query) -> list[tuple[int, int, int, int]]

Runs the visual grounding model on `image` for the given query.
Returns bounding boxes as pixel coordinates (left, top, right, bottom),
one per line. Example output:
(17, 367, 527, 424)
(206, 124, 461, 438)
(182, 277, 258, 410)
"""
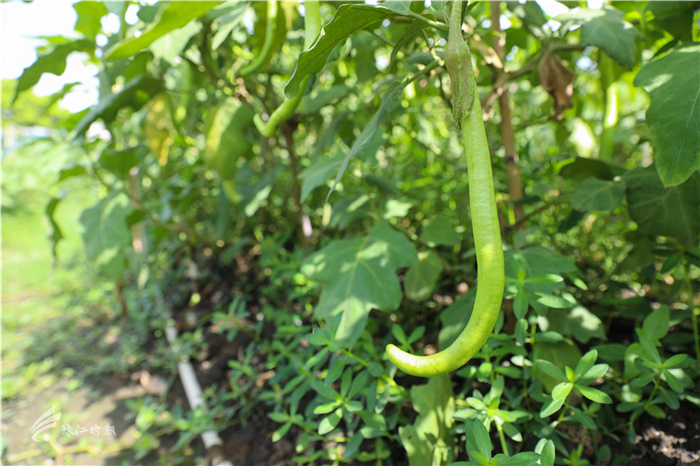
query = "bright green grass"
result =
(2, 143, 100, 398)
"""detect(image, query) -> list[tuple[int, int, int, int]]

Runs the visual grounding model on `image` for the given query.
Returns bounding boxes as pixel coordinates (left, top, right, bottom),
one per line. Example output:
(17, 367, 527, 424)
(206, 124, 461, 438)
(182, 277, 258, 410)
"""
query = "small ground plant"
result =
(4, 0, 699, 464)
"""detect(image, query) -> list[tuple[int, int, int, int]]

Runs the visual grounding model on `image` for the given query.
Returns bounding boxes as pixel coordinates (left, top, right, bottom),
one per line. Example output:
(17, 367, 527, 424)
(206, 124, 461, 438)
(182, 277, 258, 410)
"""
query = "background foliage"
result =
(3, 0, 700, 464)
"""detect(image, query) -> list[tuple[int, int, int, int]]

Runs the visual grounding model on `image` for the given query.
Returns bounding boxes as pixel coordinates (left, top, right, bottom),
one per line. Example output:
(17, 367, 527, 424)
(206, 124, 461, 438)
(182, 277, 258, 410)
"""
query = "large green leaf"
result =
(284, 4, 402, 98)
(647, 2, 698, 42)
(98, 147, 141, 180)
(398, 375, 456, 466)
(438, 289, 476, 351)
(547, 306, 606, 344)
(571, 178, 625, 212)
(505, 247, 578, 294)
(404, 251, 444, 302)
(13, 39, 94, 103)
(506, 2, 547, 27)
(420, 215, 460, 247)
(557, 156, 627, 181)
(634, 44, 700, 186)
(557, 8, 641, 68)
(235, 163, 279, 217)
(623, 165, 700, 245)
(301, 221, 418, 346)
(327, 80, 406, 201)
(73, 1, 109, 39)
(298, 153, 345, 202)
(104, 1, 221, 59)
(70, 75, 162, 139)
(79, 193, 133, 278)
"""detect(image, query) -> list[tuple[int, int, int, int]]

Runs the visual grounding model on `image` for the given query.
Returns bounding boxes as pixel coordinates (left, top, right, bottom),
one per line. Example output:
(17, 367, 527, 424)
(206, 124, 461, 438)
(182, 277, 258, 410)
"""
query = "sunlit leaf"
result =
(105, 1, 221, 59)
(302, 221, 417, 346)
(634, 44, 700, 186)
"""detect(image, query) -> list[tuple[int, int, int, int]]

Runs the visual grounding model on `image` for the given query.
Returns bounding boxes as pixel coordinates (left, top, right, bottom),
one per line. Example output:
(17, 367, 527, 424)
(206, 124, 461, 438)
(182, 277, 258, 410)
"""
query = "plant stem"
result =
(630, 377, 659, 426)
(408, 11, 449, 32)
(556, 395, 571, 425)
(490, 1, 524, 229)
(682, 253, 700, 364)
(598, 51, 618, 161)
(495, 421, 510, 455)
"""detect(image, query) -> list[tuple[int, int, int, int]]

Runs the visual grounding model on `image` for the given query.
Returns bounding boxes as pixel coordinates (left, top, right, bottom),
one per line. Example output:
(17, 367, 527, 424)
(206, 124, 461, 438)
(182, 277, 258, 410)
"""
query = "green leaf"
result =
(593, 343, 627, 362)
(14, 39, 94, 102)
(382, 199, 414, 219)
(74, 1, 109, 39)
(551, 382, 573, 401)
(557, 8, 641, 68)
(569, 406, 597, 430)
(574, 350, 598, 379)
(657, 386, 680, 409)
(557, 156, 627, 182)
(348, 370, 369, 399)
(318, 408, 343, 435)
(513, 288, 529, 320)
(302, 220, 417, 346)
(642, 306, 670, 340)
(268, 412, 288, 423)
(344, 432, 364, 458)
(634, 44, 700, 186)
(540, 397, 565, 417)
(536, 439, 556, 466)
(420, 215, 460, 247)
(327, 80, 406, 201)
(638, 333, 663, 364)
(299, 153, 344, 202)
(149, 20, 202, 64)
(571, 178, 625, 212)
(439, 289, 476, 350)
(576, 385, 612, 404)
(284, 4, 402, 98)
(210, 3, 248, 50)
(391, 324, 408, 345)
(70, 75, 162, 139)
(314, 401, 340, 415)
(467, 419, 492, 459)
(647, 2, 696, 42)
(404, 251, 444, 302)
(235, 163, 279, 217)
(504, 247, 577, 294)
(663, 353, 688, 369)
(311, 380, 339, 401)
(105, 1, 221, 59)
(398, 375, 456, 466)
(301, 85, 353, 114)
(79, 193, 133, 278)
(623, 166, 700, 246)
(98, 147, 140, 180)
(535, 293, 575, 309)
(506, 2, 547, 27)
(271, 421, 292, 442)
(532, 340, 582, 392)
(581, 364, 609, 382)
(204, 98, 254, 185)
(645, 403, 666, 419)
(535, 360, 567, 381)
(491, 452, 541, 466)
(662, 370, 684, 393)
